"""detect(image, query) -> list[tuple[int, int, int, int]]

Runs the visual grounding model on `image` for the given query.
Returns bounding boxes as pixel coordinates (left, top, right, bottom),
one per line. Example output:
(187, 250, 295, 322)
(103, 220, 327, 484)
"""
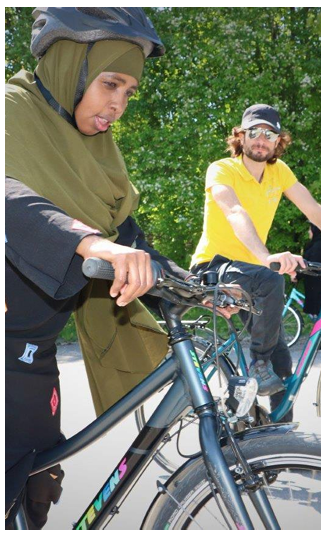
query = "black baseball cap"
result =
(241, 104, 281, 134)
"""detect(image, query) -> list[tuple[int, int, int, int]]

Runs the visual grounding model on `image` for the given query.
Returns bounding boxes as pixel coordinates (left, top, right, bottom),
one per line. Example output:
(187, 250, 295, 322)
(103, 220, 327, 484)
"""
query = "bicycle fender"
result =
(141, 422, 298, 529)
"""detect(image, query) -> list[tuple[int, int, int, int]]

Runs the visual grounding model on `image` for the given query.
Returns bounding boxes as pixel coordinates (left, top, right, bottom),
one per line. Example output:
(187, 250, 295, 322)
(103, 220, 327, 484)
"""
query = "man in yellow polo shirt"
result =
(191, 104, 321, 420)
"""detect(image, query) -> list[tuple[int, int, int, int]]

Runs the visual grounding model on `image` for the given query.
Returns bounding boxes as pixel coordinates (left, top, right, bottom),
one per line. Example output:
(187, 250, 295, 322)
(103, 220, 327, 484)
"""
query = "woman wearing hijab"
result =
(5, 8, 188, 528)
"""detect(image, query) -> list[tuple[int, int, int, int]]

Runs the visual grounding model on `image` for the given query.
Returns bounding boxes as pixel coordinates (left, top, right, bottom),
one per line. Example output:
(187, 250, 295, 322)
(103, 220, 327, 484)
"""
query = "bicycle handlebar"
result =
(82, 256, 163, 283)
(82, 257, 261, 315)
(270, 259, 321, 276)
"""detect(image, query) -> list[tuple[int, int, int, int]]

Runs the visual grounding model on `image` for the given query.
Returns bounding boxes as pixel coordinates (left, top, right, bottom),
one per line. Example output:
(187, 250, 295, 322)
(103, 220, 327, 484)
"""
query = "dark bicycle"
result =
(14, 258, 320, 530)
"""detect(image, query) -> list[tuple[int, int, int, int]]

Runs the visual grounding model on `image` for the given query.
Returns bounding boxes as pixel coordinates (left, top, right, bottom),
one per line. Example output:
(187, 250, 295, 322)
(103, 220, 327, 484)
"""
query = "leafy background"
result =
(6, 7, 320, 340)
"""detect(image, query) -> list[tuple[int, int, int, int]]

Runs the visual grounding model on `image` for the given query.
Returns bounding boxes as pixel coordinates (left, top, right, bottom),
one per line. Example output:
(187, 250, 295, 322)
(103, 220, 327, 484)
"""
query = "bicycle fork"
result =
(198, 407, 281, 530)
(198, 408, 253, 530)
(169, 333, 256, 530)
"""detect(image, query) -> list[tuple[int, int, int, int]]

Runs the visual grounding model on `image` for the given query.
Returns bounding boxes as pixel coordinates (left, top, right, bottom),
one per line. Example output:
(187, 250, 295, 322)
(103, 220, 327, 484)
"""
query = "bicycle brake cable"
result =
(212, 283, 254, 407)
(176, 418, 202, 459)
(213, 283, 230, 418)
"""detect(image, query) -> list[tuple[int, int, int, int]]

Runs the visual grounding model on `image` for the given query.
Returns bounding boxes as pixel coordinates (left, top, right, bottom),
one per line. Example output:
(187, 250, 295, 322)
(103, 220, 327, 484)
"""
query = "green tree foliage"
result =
(6, 7, 321, 270)
(5, 7, 36, 80)
(122, 7, 321, 267)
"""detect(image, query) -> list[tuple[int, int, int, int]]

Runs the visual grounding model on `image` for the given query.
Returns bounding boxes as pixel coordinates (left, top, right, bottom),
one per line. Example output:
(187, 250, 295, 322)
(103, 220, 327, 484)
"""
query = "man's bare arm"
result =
(211, 184, 270, 263)
(284, 182, 321, 229)
(211, 184, 305, 275)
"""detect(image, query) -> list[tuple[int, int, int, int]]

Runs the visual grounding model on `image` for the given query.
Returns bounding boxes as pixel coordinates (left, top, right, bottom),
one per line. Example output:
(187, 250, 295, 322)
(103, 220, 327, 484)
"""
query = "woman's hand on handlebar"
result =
(265, 251, 306, 277)
(76, 235, 154, 306)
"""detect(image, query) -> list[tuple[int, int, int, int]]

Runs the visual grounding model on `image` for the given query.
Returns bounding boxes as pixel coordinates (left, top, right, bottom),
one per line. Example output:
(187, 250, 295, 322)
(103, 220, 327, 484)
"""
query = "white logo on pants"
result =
(18, 343, 38, 364)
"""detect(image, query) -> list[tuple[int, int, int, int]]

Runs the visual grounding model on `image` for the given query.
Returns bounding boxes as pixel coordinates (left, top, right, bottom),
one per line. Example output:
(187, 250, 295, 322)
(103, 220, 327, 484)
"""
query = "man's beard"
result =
(243, 143, 275, 162)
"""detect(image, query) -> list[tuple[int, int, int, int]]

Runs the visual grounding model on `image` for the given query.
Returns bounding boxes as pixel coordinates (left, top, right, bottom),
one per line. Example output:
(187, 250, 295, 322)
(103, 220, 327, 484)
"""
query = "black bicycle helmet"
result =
(31, 7, 165, 59)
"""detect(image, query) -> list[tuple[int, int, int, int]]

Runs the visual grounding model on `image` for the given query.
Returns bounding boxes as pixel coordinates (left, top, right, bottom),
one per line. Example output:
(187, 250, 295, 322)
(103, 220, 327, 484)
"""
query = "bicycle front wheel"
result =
(143, 431, 320, 530)
(283, 306, 303, 347)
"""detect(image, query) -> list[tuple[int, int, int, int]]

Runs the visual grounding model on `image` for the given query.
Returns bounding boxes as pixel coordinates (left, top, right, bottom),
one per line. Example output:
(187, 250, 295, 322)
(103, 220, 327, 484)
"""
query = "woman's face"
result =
(75, 72, 138, 135)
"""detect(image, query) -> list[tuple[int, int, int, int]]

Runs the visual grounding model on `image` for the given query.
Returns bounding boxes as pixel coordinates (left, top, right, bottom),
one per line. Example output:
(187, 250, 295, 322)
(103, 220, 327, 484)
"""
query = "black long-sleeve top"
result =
(5, 177, 187, 341)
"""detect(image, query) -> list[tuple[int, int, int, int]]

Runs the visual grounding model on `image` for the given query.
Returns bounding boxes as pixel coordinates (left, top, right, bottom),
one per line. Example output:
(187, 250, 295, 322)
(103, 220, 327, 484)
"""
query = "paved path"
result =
(45, 340, 321, 530)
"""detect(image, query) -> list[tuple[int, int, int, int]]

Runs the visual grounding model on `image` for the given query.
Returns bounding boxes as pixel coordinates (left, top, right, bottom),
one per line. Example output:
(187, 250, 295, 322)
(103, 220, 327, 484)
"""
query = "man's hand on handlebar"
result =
(76, 235, 154, 306)
(265, 251, 306, 278)
(202, 285, 243, 319)
(202, 300, 239, 319)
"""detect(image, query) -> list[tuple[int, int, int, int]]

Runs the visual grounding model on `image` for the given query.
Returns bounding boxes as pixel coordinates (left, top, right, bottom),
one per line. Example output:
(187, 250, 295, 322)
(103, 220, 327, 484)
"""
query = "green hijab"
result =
(5, 39, 168, 416)
(6, 40, 145, 238)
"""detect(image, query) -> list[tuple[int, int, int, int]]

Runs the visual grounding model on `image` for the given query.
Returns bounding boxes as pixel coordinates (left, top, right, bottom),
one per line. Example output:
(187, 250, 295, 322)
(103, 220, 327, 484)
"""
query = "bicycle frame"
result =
(270, 311, 321, 422)
(282, 288, 305, 317)
(18, 300, 282, 531)
(202, 333, 248, 383)
(204, 312, 321, 423)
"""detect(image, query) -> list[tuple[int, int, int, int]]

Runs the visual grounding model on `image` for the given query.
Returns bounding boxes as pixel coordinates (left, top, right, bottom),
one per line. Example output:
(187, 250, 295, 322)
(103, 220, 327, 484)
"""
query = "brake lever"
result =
(156, 276, 207, 299)
(211, 294, 262, 316)
(298, 270, 321, 277)
(155, 274, 263, 315)
(234, 300, 262, 316)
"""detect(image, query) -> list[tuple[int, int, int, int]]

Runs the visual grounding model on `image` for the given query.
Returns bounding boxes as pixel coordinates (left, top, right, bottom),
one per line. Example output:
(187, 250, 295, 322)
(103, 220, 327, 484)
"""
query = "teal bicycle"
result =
(185, 287, 306, 349)
(282, 287, 305, 347)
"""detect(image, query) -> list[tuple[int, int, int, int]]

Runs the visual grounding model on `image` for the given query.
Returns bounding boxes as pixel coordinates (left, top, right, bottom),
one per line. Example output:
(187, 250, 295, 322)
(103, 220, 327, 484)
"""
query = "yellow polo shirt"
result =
(191, 155, 297, 267)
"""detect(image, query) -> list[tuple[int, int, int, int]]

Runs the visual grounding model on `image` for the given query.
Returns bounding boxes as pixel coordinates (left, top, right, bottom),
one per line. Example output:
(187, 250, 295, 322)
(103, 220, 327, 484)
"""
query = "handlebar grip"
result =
(82, 257, 116, 280)
(269, 262, 281, 272)
(270, 259, 310, 273)
(82, 257, 163, 287)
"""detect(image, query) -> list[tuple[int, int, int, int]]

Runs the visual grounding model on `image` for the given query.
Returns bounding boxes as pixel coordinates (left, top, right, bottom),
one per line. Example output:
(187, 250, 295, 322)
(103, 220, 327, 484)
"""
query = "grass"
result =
(58, 315, 78, 343)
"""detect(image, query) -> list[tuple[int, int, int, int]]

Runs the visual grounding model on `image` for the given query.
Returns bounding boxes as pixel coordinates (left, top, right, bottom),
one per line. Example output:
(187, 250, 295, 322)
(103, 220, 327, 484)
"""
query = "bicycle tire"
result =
(316, 372, 321, 417)
(283, 306, 303, 347)
(142, 431, 321, 530)
(134, 339, 233, 474)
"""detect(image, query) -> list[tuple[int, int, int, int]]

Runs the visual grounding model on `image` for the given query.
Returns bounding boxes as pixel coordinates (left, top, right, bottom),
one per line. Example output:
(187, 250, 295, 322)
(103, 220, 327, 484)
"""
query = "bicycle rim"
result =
(161, 455, 320, 530)
(283, 306, 302, 347)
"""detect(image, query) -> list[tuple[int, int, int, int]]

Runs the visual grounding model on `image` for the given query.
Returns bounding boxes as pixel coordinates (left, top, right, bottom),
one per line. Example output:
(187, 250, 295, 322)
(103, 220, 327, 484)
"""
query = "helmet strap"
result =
(34, 71, 76, 127)
(33, 43, 94, 129)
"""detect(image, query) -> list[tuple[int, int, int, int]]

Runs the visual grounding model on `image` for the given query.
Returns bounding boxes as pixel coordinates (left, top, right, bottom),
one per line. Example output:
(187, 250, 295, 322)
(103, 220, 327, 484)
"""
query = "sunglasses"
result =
(246, 127, 280, 142)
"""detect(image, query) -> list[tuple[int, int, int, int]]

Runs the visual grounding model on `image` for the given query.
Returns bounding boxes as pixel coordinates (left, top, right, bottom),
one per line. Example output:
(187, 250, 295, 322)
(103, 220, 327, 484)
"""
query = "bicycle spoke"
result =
(157, 481, 204, 530)
(307, 470, 318, 507)
(201, 502, 230, 529)
(284, 468, 294, 502)
(263, 474, 274, 501)
(206, 473, 233, 529)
